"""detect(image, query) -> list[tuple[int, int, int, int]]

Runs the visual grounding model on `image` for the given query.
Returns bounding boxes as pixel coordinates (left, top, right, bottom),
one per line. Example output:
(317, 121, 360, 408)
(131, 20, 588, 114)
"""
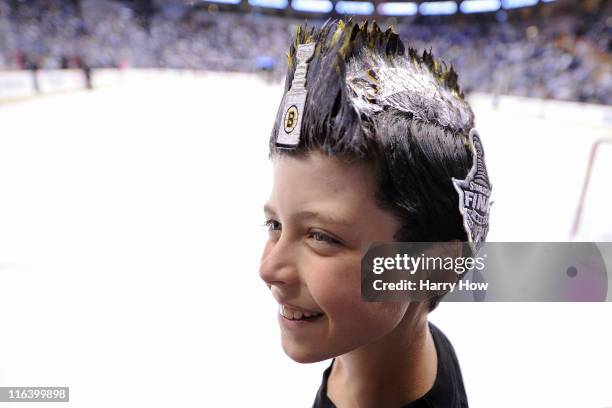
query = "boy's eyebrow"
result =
(263, 203, 353, 228)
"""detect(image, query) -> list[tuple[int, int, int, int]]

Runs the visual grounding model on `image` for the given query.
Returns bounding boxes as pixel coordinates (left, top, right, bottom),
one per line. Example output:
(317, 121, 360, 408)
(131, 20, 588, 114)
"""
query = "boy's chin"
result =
(281, 339, 330, 364)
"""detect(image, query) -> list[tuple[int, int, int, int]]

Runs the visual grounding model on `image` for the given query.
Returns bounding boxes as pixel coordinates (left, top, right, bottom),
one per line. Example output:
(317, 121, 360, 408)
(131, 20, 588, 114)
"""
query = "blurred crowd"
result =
(400, 14, 611, 103)
(0, 0, 610, 104)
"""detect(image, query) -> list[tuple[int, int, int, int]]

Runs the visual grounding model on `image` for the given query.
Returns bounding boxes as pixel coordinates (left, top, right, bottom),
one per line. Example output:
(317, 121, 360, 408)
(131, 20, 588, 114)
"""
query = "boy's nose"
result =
(259, 238, 300, 287)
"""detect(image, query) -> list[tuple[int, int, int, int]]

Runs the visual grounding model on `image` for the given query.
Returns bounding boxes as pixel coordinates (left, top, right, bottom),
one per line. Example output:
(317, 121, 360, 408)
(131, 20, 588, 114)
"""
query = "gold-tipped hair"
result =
(285, 18, 465, 99)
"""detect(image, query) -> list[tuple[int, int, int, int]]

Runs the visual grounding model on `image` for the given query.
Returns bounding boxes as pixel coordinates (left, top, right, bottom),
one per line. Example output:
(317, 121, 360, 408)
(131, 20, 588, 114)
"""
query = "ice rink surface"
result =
(0, 72, 611, 407)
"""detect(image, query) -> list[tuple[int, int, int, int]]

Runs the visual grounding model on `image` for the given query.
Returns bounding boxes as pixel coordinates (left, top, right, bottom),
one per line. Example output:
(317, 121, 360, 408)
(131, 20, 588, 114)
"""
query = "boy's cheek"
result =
(306, 254, 404, 330)
(311, 277, 387, 323)
(306, 261, 361, 307)
(310, 268, 405, 332)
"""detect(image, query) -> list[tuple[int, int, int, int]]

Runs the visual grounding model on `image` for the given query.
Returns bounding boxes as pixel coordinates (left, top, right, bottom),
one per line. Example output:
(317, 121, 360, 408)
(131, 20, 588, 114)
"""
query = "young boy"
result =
(259, 17, 491, 408)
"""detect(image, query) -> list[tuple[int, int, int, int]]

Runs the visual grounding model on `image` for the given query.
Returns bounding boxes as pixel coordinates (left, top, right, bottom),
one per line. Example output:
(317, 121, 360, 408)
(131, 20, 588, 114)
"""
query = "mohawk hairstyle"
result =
(269, 18, 481, 311)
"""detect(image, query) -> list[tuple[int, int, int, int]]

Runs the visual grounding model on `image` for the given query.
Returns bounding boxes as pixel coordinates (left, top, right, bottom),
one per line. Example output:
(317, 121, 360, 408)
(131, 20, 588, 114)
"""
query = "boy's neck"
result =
(326, 307, 437, 408)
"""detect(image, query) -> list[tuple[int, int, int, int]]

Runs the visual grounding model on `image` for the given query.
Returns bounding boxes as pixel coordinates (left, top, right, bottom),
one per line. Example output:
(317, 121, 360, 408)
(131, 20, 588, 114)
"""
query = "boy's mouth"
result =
(280, 304, 324, 321)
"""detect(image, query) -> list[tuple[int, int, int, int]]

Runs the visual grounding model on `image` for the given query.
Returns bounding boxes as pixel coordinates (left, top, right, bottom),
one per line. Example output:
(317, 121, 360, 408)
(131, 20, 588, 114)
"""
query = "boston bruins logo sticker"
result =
(275, 42, 316, 148)
(283, 105, 298, 134)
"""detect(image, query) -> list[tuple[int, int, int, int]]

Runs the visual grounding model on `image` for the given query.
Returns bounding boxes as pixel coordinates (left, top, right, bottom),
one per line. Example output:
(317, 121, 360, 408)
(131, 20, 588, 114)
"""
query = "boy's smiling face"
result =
(259, 149, 409, 363)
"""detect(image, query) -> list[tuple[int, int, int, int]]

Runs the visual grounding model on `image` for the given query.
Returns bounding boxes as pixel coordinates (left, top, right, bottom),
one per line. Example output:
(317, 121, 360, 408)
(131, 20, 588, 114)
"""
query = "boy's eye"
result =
(309, 231, 341, 246)
(262, 220, 340, 246)
(262, 219, 281, 232)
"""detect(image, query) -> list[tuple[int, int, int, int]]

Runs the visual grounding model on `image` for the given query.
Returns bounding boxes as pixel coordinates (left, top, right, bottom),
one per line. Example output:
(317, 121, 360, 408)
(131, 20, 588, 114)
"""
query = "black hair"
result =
(268, 18, 479, 311)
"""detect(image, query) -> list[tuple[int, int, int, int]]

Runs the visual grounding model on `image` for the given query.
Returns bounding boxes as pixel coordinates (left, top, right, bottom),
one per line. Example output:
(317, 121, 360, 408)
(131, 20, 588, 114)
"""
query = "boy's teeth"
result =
(281, 305, 323, 320)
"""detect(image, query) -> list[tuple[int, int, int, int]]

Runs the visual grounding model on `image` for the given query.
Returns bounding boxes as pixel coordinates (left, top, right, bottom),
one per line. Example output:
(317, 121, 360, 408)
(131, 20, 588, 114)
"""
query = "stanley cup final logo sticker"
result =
(452, 129, 492, 254)
(276, 42, 316, 148)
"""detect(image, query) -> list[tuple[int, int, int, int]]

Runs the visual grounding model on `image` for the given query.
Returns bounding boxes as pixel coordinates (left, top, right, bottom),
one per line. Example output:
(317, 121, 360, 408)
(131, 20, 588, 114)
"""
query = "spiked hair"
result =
(269, 18, 481, 311)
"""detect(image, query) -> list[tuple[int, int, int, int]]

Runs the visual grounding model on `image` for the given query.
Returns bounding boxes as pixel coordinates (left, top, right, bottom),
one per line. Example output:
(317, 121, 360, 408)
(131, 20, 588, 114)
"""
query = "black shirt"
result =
(312, 322, 469, 408)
